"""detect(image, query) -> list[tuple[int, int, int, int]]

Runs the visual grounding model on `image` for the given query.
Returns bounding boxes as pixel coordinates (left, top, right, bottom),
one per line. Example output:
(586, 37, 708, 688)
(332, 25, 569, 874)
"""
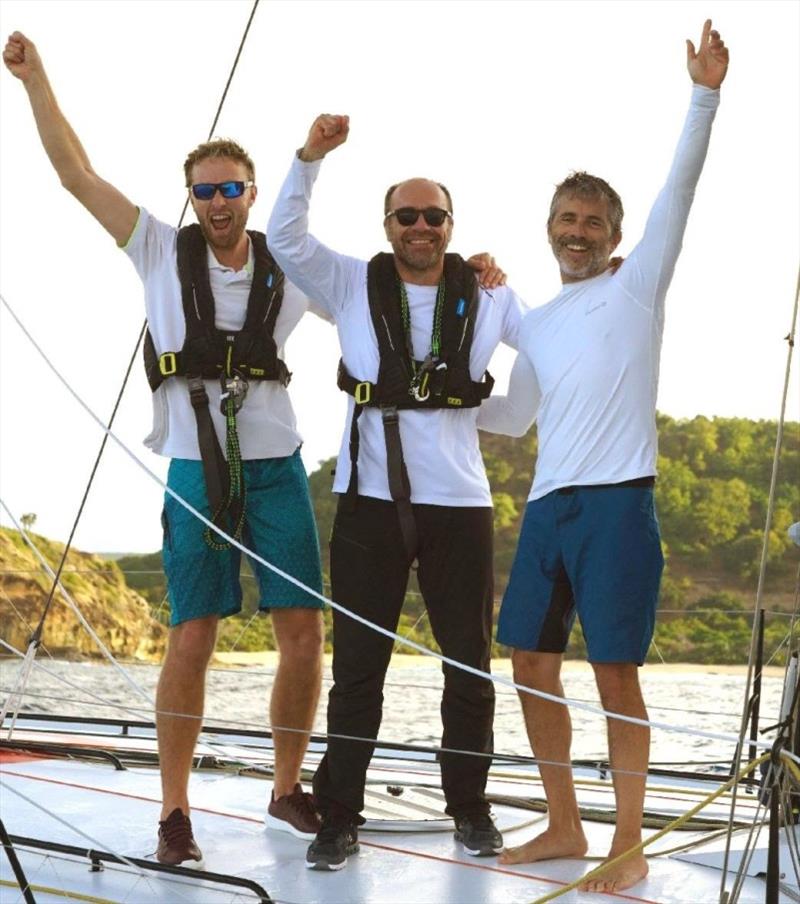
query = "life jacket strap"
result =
(341, 402, 364, 515)
(337, 357, 494, 409)
(381, 406, 417, 563)
(187, 376, 245, 550)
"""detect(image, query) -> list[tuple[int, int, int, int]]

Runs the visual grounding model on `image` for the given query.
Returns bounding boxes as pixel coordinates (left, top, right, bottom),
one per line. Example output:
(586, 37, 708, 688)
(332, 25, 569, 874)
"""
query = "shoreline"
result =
(211, 651, 787, 678)
(0, 653, 785, 679)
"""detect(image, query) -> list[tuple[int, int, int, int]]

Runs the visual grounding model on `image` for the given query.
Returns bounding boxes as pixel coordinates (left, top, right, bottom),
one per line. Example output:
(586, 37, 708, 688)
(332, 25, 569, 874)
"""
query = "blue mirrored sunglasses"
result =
(190, 180, 254, 201)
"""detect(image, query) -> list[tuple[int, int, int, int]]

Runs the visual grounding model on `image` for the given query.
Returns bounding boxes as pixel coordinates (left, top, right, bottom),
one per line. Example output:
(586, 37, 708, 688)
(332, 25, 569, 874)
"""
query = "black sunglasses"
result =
(190, 180, 254, 201)
(385, 207, 453, 228)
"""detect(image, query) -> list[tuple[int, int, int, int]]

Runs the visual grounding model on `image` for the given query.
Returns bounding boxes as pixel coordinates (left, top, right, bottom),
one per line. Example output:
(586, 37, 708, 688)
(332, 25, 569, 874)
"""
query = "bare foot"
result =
(579, 851, 648, 893)
(498, 827, 588, 865)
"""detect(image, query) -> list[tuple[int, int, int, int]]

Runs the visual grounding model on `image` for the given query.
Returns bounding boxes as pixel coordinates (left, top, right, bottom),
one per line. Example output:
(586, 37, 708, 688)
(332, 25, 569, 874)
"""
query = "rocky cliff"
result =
(0, 528, 166, 660)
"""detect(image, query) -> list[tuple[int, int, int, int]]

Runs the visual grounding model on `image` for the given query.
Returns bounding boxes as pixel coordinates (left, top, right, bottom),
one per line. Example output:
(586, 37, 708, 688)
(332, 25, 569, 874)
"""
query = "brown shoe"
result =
(156, 808, 204, 868)
(265, 784, 322, 840)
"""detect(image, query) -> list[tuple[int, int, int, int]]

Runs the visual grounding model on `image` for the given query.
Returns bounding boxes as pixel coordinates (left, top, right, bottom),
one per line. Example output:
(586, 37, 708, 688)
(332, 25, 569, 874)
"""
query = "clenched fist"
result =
(3, 31, 43, 83)
(299, 114, 350, 163)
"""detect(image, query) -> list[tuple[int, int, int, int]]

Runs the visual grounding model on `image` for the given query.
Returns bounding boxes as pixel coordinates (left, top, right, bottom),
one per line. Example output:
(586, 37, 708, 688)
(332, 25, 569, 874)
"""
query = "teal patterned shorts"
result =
(161, 449, 324, 626)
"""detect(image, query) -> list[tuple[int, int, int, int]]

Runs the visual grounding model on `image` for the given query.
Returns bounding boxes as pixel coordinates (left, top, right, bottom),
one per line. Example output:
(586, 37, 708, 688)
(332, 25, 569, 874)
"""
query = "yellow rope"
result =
(0, 877, 118, 904)
(491, 768, 755, 802)
(529, 751, 773, 904)
(783, 754, 800, 784)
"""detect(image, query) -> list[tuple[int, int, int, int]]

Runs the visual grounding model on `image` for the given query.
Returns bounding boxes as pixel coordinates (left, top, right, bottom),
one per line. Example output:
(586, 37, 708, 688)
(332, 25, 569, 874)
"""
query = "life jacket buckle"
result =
(220, 369, 249, 414)
(159, 352, 178, 377)
(354, 381, 372, 405)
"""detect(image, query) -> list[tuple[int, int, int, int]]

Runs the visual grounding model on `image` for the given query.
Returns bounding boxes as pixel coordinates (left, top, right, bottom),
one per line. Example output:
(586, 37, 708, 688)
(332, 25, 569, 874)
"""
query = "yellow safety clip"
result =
(354, 382, 372, 404)
(159, 352, 177, 376)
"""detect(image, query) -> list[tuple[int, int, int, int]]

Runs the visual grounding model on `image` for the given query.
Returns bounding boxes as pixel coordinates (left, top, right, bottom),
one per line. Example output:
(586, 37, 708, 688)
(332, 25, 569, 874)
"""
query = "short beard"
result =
(198, 212, 247, 252)
(391, 234, 445, 273)
(550, 235, 609, 280)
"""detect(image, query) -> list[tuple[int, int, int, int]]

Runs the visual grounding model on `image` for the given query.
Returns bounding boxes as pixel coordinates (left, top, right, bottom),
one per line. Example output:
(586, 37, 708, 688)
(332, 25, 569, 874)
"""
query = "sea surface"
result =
(0, 656, 790, 768)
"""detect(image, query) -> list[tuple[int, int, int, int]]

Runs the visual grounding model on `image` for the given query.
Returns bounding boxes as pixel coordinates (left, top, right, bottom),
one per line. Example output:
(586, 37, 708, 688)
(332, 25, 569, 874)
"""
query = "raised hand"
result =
(299, 114, 350, 163)
(686, 20, 729, 90)
(3, 31, 42, 82)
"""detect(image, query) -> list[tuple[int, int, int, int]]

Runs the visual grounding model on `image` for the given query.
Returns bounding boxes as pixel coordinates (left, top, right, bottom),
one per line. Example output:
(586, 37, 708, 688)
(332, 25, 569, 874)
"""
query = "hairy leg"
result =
(270, 607, 324, 796)
(579, 662, 649, 893)
(499, 650, 588, 865)
(156, 615, 218, 818)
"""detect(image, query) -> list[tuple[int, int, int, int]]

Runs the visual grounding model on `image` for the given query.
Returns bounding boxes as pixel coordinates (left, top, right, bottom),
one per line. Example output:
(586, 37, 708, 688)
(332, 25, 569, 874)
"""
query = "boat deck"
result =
(1, 723, 796, 903)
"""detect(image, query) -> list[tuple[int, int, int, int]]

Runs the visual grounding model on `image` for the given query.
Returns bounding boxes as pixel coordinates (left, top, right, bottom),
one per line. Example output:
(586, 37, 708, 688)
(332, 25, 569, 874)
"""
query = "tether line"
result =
(20, 0, 261, 652)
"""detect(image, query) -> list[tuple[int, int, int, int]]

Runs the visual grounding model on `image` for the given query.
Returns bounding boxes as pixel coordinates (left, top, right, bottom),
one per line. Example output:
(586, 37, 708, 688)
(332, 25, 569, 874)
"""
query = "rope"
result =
(0, 502, 152, 706)
(4, 0, 263, 728)
(0, 877, 115, 904)
(0, 289, 789, 753)
(0, 780, 167, 898)
(530, 752, 773, 903)
(721, 262, 800, 895)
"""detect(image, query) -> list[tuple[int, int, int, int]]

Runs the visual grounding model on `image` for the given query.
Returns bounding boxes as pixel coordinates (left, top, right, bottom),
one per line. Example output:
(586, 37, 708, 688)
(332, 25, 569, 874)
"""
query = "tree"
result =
(20, 513, 36, 531)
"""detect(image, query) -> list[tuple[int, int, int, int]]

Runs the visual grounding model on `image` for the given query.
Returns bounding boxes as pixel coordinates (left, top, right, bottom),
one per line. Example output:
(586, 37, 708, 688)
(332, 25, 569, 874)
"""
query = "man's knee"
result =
(592, 662, 643, 711)
(511, 649, 562, 691)
(272, 608, 324, 663)
(165, 615, 218, 671)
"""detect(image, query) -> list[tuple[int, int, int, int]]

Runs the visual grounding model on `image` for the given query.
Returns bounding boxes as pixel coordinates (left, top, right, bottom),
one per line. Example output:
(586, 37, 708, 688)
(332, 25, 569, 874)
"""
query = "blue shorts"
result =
(497, 480, 664, 664)
(161, 449, 324, 627)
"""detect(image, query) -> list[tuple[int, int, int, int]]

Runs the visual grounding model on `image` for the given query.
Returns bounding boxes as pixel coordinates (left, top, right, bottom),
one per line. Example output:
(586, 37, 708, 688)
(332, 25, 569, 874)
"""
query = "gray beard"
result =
(551, 243, 607, 281)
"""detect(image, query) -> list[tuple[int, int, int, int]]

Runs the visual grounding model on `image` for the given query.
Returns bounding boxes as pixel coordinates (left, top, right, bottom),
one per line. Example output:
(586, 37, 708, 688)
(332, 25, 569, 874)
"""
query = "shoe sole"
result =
(460, 845, 502, 857)
(156, 856, 205, 870)
(265, 812, 319, 841)
(305, 843, 359, 871)
(454, 834, 502, 857)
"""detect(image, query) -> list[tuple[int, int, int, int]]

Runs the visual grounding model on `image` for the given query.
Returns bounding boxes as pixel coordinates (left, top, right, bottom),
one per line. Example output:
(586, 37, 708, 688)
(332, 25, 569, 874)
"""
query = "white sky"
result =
(0, 0, 798, 554)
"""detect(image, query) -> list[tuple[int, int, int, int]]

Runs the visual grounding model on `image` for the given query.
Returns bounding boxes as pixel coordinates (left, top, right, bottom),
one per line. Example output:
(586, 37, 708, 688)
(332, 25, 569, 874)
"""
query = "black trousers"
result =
(313, 495, 496, 818)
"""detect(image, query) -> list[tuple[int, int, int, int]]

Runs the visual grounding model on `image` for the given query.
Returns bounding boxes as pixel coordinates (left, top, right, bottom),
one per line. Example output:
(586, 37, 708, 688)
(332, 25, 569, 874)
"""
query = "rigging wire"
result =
(0, 0, 263, 736)
(1, 288, 794, 756)
(0, 501, 152, 706)
(719, 262, 800, 902)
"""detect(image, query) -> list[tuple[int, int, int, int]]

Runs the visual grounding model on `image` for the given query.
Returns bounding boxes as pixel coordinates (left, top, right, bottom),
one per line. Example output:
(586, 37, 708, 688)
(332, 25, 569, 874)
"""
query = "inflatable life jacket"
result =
(142, 224, 288, 548)
(338, 252, 493, 559)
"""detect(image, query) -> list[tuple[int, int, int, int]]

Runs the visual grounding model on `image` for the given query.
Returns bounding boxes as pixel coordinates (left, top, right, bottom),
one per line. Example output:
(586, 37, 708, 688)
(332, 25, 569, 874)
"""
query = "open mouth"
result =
(209, 213, 232, 231)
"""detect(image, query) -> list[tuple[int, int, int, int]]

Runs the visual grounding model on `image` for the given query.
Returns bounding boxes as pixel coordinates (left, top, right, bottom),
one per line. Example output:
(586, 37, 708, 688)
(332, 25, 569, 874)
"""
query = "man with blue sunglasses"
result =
(3, 30, 329, 864)
(4, 29, 509, 872)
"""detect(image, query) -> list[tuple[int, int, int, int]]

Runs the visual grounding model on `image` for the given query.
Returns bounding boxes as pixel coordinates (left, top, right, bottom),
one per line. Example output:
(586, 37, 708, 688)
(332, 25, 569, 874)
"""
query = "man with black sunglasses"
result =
(3, 30, 329, 864)
(267, 115, 528, 871)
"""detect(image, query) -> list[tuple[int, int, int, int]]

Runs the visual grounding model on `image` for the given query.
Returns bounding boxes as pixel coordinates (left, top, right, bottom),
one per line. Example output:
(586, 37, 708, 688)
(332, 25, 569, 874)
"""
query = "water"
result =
(0, 656, 788, 768)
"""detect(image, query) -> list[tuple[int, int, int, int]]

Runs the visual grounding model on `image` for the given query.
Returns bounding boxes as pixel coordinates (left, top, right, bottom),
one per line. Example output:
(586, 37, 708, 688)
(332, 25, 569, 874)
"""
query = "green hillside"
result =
(115, 414, 799, 664)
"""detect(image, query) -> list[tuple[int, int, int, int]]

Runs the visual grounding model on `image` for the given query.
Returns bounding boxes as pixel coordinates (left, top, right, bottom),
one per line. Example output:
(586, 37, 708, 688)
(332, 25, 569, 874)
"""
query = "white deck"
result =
(1, 726, 797, 904)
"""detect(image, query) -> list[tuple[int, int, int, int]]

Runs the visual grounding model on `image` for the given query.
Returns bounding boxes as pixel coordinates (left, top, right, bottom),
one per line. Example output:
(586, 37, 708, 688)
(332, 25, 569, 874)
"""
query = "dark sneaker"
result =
(265, 783, 321, 840)
(454, 813, 503, 856)
(305, 814, 359, 871)
(156, 808, 204, 868)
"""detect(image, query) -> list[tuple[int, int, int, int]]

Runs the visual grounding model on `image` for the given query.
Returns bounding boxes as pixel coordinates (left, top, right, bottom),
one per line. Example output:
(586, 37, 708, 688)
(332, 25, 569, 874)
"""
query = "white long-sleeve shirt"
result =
(267, 157, 528, 506)
(477, 85, 720, 501)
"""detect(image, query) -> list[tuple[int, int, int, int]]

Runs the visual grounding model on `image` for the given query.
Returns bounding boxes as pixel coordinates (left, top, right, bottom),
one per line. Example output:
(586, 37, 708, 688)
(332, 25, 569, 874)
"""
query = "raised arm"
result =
(3, 32, 137, 244)
(614, 20, 729, 313)
(267, 114, 362, 316)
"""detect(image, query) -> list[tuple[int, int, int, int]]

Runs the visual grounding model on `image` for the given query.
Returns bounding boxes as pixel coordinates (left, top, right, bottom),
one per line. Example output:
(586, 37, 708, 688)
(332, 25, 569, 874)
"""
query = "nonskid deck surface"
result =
(2, 746, 795, 904)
